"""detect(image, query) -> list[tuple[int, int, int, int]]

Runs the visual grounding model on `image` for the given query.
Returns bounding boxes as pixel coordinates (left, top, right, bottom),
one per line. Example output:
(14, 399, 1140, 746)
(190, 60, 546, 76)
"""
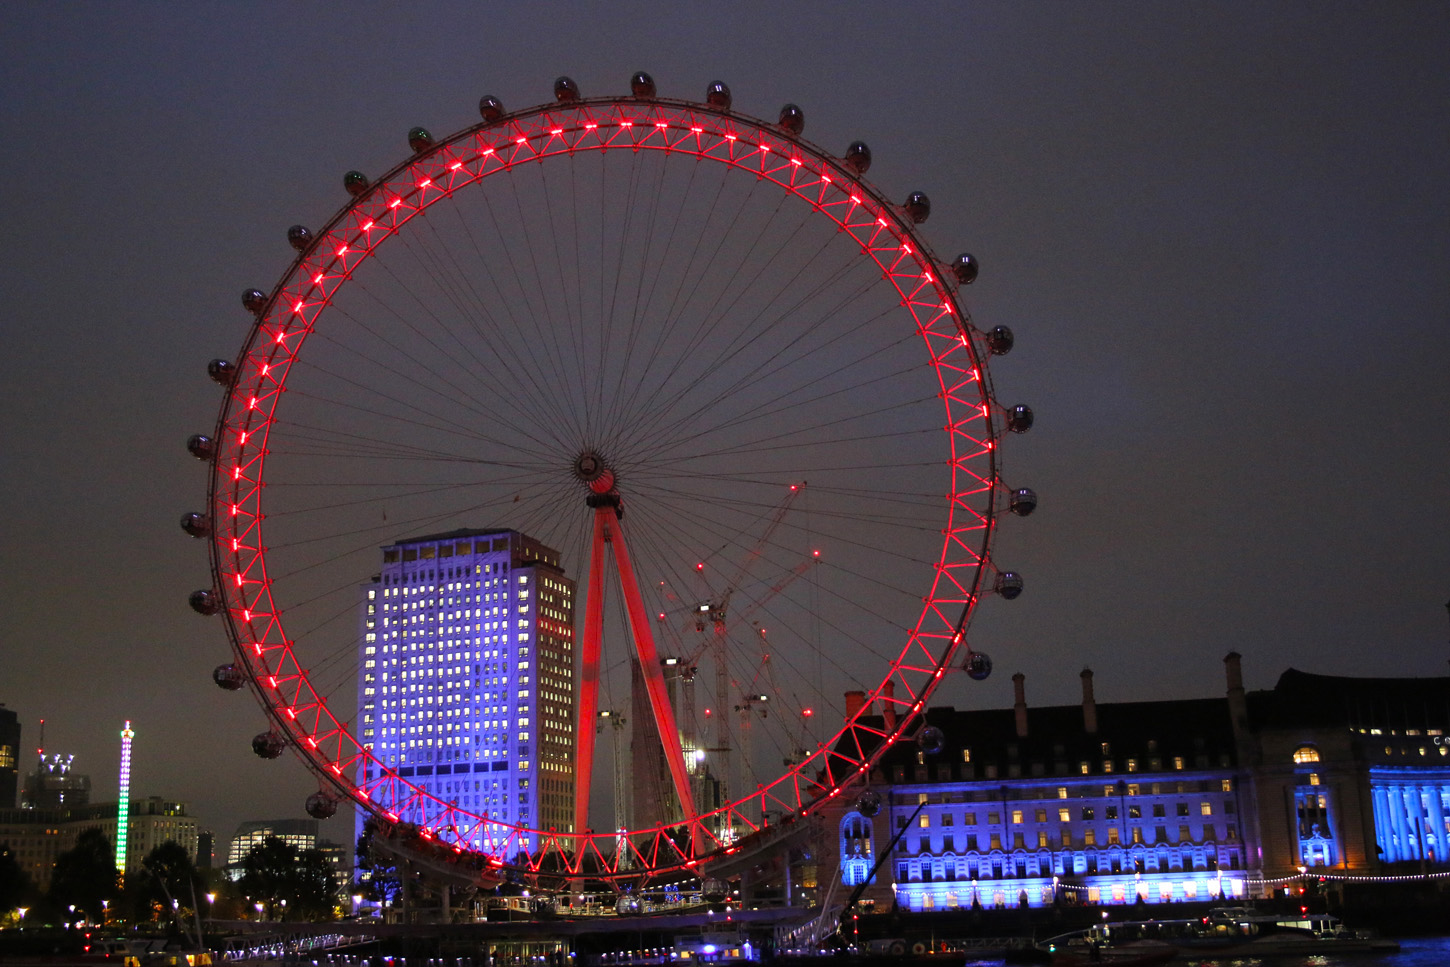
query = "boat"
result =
(1041, 936, 1177, 966)
(1181, 905, 1400, 955)
(1041, 906, 1398, 961)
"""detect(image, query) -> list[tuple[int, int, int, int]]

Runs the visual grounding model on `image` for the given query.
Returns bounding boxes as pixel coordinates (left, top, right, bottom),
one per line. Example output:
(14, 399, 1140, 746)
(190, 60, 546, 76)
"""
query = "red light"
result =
(696, 562, 704, 571)
(802, 708, 813, 717)
(813, 550, 821, 557)
(657, 612, 665, 621)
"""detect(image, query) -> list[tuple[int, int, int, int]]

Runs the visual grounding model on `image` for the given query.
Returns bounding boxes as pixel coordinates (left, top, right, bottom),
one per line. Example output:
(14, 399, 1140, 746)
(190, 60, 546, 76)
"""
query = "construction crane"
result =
(597, 708, 629, 865)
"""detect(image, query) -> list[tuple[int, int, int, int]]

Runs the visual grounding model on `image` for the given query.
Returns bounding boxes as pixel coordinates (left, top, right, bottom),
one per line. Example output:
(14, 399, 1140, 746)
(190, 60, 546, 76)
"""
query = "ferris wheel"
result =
(184, 73, 1034, 884)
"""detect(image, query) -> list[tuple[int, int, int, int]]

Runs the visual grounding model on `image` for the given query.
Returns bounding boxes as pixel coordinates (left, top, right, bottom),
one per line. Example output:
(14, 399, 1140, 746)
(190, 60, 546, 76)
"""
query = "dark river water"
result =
(958, 936, 1450, 967)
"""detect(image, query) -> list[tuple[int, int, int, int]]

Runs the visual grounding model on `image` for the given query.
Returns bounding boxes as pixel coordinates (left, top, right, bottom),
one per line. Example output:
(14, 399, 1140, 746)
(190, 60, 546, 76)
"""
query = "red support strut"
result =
(571, 490, 698, 839)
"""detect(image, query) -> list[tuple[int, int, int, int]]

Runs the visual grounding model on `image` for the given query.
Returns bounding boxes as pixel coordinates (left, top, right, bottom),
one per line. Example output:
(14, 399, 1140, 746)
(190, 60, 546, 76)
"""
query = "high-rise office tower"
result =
(0, 706, 18, 808)
(358, 529, 575, 851)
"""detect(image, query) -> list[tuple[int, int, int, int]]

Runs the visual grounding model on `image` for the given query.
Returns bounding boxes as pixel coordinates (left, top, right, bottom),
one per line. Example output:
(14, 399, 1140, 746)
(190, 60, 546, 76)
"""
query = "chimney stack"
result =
(1080, 668, 1098, 734)
(1224, 652, 1250, 748)
(844, 690, 866, 720)
(880, 680, 898, 732)
(1012, 672, 1028, 738)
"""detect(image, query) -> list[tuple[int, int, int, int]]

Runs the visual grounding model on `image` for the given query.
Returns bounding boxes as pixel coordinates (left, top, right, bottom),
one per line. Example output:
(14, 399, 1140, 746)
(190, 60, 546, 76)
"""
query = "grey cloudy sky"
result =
(2, 2, 1447, 851)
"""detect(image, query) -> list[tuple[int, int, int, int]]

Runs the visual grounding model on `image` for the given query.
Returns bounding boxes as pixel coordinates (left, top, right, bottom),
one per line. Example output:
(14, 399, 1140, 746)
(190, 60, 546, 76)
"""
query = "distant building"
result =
(820, 655, 1450, 912)
(21, 753, 90, 809)
(227, 818, 320, 868)
(0, 796, 197, 891)
(226, 817, 350, 884)
(356, 528, 576, 853)
(0, 707, 17, 808)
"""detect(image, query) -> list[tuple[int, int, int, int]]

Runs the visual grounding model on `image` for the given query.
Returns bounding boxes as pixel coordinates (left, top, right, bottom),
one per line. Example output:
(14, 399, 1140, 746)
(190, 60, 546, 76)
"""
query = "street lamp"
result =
(254, 901, 264, 920)
(16, 908, 27, 929)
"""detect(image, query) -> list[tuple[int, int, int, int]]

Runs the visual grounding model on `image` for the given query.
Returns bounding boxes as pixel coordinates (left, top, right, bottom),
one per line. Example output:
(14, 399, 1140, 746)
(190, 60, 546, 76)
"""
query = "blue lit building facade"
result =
(357, 529, 575, 852)
(824, 656, 1450, 912)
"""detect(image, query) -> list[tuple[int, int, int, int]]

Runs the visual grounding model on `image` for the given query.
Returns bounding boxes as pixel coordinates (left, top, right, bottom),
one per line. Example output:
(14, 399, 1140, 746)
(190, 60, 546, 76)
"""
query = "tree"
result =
(48, 827, 117, 923)
(354, 821, 401, 911)
(126, 841, 202, 925)
(237, 836, 337, 922)
(0, 841, 35, 913)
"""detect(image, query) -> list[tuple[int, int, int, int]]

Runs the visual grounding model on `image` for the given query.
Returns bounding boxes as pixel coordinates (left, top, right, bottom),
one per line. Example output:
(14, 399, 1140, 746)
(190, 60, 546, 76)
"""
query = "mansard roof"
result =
(1246, 667, 1450, 732)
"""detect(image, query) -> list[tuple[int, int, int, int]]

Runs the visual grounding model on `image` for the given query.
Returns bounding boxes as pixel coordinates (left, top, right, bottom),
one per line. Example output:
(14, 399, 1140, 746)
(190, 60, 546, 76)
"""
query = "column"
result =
(1371, 785, 1392, 864)
(1427, 782, 1449, 864)
(1403, 786, 1424, 861)
(1386, 785, 1407, 862)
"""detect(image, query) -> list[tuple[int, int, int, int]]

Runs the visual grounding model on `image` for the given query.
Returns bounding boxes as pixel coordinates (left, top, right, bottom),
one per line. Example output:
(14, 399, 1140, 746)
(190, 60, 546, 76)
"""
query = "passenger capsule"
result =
(207, 358, 235, 386)
(407, 126, 434, 153)
(844, 141, 872, 174)
(904, 192, 931, 224)
(343, 170, 370, 197)
(286, 225, 313, 252)
(1006, 404, 1034, 433)
(995, 571, 1024, 599)
(478, 95, 505, 122)
(252, 731, 286, 759)
(963, 650, 993, 681)
(1009, 487, 1038, 517)
(705, 81, 731, 110)
(951, 252, 979, 285)
(242, 289, 268, 314)
(553, 76, 580, 102)
(917, 725, 946, 756)
(702, 878, 728, 901)
(213, 663, 246, 690)
(630, 72, 656, 98)
(615, 896, 643, 916)
(777, 104, 804, 135)
(856, 789, 883, 817)
(189, 589, 221, 616)
(305, 792, 339, 819)
(187, 434, 214, 461)
(986, 325, 1015, 356)
(180, 512, 210, 538)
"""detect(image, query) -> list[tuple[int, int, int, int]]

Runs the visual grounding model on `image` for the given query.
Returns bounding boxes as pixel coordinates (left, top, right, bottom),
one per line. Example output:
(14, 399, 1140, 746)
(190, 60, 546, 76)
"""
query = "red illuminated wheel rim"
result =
(202, 81, 1010, 882)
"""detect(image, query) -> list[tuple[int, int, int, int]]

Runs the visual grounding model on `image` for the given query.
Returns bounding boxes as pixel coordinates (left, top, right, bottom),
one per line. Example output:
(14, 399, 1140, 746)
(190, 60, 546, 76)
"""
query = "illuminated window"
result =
(1011, 810, 1023, 824)
(1173, 757, 1184, 770)
(1079, 761, 1090, 775)
(1221, 779, 1233, 792)
(961, 749, 972, 763)
(1308, 773, 1321, 786)
(1292, 746, 1320, 764)
(1126, 758, 1138, 772)
(1083, 829, 1096, 846)
(1058, 807, 1070, 822)
(1200, 802, 1212, 816)
(1057, 786, 1068, 799)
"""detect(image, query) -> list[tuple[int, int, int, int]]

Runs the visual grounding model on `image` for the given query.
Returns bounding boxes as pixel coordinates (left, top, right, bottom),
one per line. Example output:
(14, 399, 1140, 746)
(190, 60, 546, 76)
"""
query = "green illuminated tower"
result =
(115, 721, 134, 878)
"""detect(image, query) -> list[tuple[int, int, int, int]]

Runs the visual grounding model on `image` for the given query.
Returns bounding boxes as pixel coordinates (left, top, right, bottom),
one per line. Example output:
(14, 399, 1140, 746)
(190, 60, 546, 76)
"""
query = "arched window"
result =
(839, 812, 875, 886)
(1292, 745, 1320, 764)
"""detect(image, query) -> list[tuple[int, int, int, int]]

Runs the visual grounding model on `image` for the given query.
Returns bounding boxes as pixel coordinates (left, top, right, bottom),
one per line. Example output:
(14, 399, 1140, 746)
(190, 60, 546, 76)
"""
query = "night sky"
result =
(4, 2, 1448, 857)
